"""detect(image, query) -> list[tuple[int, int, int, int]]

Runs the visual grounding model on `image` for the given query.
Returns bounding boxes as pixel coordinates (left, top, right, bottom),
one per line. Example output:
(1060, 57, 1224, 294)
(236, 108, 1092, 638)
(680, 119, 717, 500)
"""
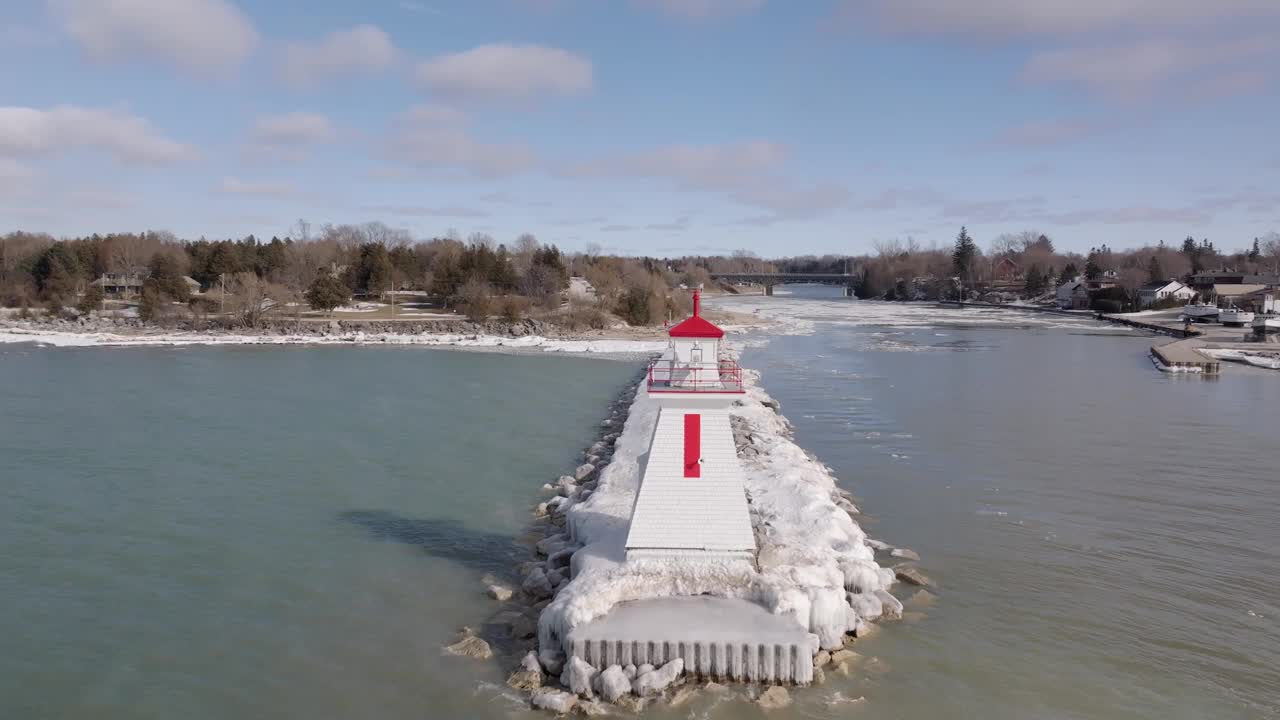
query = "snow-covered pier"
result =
(517, 292, 906, 707)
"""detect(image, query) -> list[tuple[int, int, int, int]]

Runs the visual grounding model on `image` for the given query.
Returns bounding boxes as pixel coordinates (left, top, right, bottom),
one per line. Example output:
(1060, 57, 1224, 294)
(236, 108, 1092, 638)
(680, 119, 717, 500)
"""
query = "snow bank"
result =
(0, 327, 668, 356)
(537, 348, 894, 664)
(1200, 348, 1280, 370)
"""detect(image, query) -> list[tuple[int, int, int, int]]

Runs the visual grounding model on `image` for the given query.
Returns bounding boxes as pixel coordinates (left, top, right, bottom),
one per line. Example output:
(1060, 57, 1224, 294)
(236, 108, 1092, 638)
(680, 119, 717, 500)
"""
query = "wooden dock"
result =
(1151, 339, 1221, 374)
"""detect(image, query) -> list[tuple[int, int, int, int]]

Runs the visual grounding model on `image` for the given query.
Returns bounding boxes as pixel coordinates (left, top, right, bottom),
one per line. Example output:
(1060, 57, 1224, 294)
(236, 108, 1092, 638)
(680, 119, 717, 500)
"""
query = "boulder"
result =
(895, 566, 934, 588)
(632, 658, 684, 697)
(522, 568, 555, 600)
(890, 547, 921, 561)
(622, 664, 638, 680)
(521, 651, 543, 673)
(538, 648, 565, 675)
(813, 667, 826, 685)
(615, 696, 648, 713)
(596, 665, 632, 703)
(531, 689, 577, 715)
(847, 591, 883, 621)
(567, 656, 598, 698)
(865, 538, 891, 551)
(574, 463, 596, 481)
(444, 634, 492, 660)
(486, 584, 514, 602)
(507, 669, 542, 691)
(874, 589, 904, 620)
(829, 649, 857, 665)
(904, 589, 937, 608)
(756, 686, 791, 710)
(814, 650, 831, 668)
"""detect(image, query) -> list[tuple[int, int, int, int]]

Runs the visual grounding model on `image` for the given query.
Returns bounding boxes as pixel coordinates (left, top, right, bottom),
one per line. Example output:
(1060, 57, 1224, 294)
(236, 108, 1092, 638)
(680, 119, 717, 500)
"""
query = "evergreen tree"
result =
(1084, 248, 1102, 280)
(1024, 264, 1045, 296)
(951, 226, 977, 282)
(1147, 256, 1164, 284)
(305, 272, 350, 313)
(1058, 262, 1078, 285)
(1249, 238, 1261, 261)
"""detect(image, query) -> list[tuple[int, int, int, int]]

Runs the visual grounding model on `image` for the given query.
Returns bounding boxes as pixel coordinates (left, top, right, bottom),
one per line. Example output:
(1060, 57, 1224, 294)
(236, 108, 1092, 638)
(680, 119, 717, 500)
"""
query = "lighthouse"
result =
(624, 291, 756, 565)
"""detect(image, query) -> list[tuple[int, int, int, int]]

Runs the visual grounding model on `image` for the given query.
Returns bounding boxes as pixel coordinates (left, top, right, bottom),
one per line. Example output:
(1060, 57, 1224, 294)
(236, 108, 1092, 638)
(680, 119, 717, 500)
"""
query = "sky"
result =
(2, 0, 1279, 256)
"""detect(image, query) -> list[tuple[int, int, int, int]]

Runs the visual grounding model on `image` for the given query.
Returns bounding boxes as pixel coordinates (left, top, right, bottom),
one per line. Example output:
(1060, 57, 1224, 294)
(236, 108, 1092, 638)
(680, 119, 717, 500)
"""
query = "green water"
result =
(0, 346, 640, 719)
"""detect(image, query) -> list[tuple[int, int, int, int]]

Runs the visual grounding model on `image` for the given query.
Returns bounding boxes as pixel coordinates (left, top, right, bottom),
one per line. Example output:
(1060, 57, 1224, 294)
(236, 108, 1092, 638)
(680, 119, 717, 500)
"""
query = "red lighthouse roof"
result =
(669, 290, 724, 338)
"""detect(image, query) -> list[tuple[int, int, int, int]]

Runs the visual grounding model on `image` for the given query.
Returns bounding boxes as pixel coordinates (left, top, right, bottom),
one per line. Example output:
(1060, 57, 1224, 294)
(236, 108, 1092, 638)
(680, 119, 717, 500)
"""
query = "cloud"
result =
(600, 224, 633, 232)
(415, 44, 593, 103)
(247, 112, 337, 160)
(855, 187, 945, 210)
(49, 0, 258, 75)
(646, 215, 692, 231)
(940, 196, 1045, 222)
(1036, 205, 1211, 225)
(0, 105, 195, 164)
(278, 24, 399, 88)
(1020, 37, 1275, 98)
(361, 203, 491, 218)
(218, 177, 295, 197)
(993, 119, 1096, 147)
(632, 0, 764, 21)
(567, 140, 847, 221)
(838, 0, 1280, 37)
(383, 104, 536, 177)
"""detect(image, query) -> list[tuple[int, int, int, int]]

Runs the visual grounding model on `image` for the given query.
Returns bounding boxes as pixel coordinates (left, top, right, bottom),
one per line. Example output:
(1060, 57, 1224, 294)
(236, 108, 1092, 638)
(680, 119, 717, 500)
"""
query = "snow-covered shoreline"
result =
(0, 325, 668, 356)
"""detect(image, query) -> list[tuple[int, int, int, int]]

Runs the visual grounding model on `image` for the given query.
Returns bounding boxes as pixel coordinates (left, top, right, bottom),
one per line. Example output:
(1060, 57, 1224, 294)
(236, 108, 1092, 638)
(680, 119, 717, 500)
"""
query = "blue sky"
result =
(2, 0, 1279, 256)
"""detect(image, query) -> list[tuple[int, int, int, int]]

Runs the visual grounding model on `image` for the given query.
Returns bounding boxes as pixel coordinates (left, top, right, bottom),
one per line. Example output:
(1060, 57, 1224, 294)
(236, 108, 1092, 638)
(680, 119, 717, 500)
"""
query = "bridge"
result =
(708, 272, 857, 296)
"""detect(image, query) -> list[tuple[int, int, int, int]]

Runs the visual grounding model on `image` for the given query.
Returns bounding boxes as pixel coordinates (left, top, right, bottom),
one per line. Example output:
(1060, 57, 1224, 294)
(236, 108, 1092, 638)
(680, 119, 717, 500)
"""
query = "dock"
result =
(1151, 339, 1221, 374)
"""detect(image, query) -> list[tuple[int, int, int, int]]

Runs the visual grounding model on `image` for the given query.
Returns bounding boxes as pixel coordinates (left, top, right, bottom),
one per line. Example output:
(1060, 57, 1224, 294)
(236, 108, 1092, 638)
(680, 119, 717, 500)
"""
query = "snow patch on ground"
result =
(538, 346, 892, 661)
(0, 327, 668, 355)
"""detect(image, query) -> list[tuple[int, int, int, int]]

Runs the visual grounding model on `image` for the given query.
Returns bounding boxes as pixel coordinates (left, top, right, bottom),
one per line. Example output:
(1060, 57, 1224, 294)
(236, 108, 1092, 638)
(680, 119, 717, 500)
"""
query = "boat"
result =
(1181, 303, 1219, 322)
(1220, 307, 1255, 327)
(1253, 315, 1280, 334)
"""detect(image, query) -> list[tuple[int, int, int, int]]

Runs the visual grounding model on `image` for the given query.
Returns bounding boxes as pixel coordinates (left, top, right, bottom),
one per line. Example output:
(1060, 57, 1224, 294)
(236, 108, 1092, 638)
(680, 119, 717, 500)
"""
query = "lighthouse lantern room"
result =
(625, 291, 755, 565)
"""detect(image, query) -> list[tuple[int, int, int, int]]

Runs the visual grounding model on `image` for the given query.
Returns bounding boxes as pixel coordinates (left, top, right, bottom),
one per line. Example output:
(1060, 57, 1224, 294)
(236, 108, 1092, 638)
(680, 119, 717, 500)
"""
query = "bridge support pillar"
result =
(764, 284, 773, 296)
(844, 285, 854, 297)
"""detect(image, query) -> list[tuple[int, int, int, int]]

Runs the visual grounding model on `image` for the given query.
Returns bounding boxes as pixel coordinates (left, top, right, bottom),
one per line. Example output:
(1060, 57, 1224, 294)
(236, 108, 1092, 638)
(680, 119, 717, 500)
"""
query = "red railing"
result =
(647, 359, 744, 393)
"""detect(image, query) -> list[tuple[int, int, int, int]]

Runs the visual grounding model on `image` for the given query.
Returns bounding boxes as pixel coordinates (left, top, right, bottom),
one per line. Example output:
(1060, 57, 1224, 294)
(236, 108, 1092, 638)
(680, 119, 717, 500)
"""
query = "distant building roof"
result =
(668, 291, 724, 338)
(1140, 280, 1187, 292)
(1214, 284, 1270, 297)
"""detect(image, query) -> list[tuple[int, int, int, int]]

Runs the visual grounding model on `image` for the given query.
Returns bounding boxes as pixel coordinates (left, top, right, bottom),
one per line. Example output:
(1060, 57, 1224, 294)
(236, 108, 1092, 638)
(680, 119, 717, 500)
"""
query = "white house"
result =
(1138, 280, 1194, 308)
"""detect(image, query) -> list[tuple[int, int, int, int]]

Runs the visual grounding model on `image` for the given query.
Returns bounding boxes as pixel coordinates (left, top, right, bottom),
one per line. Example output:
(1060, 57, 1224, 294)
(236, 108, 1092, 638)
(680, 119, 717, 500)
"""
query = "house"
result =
(90, 272, 145, 297)
(1056, 278, 1090, 309)
(1138, 279, 1194, 308)
(1085, 269, 1119, 290)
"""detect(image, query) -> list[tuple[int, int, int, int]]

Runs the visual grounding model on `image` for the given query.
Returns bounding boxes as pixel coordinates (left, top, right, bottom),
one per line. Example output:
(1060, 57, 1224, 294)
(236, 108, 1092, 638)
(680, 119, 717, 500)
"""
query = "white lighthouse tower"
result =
(624, 291, 756, 565)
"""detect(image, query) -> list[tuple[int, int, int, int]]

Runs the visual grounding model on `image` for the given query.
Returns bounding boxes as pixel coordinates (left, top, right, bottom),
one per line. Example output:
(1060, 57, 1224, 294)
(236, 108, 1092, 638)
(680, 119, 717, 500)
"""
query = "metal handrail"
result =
(647, 359, 744, 393)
